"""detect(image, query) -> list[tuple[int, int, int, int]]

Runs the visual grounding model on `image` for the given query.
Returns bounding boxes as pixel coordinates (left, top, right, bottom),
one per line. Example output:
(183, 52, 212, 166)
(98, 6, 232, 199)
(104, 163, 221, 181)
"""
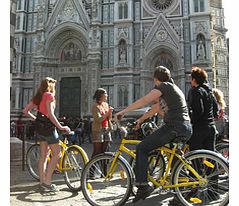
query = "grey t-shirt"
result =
(154, 82, 190, 123)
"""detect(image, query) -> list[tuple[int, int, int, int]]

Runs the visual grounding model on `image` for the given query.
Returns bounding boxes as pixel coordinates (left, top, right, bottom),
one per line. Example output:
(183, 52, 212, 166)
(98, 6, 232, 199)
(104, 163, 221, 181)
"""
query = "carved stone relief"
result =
(35, 32, 45, 55)
(92, 0, 99, 19)
(37, 5, 45, 28)
(61, 42, 82, 62)
(143, 24, 154, 39)
(118, 27, 129, 40)
(55, 0, 80, 25)
(194, 22, 208, 37)
(156, 30, 168, 41)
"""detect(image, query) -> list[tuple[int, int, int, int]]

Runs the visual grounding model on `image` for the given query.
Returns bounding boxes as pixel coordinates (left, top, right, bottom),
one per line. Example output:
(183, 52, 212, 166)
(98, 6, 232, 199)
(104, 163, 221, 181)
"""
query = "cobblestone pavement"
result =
(10, 137, 174, 206)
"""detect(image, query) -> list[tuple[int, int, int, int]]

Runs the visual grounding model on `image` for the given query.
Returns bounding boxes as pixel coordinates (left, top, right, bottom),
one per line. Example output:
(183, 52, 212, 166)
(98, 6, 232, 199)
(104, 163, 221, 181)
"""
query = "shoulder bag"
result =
(34, 112, 56, 136)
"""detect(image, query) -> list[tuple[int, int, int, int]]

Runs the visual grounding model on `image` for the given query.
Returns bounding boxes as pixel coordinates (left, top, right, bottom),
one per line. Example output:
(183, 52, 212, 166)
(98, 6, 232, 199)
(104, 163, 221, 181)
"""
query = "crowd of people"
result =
(59, 116, 92, 145)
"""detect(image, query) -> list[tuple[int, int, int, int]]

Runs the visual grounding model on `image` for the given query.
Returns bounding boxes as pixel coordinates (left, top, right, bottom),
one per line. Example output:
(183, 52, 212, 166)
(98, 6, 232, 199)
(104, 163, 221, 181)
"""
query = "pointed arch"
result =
(45, 22, 88, 59)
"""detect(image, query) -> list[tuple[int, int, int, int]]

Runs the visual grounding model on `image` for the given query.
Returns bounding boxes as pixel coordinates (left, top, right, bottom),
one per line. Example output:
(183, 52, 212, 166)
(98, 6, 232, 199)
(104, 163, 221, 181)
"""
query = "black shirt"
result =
(189, 83, 215, 126)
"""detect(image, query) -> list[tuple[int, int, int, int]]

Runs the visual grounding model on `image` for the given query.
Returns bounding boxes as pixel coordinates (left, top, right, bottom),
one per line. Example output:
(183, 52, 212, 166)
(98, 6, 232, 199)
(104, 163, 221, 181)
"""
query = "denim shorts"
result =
(36, 128, 59, 145)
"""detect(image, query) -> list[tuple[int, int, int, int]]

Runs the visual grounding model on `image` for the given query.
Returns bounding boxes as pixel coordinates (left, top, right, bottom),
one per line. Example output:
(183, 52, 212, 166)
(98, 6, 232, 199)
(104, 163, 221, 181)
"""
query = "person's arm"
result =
(22, 101, 37, 121)
(135, 102, 164, 128)
(92, 103, 113, 124)
(116, 89, 162, 119)
(108, 104, 113, 121)
(46, 100, 70, 132)
(136, 104, 159, 127)
(191, 89, 204, 124)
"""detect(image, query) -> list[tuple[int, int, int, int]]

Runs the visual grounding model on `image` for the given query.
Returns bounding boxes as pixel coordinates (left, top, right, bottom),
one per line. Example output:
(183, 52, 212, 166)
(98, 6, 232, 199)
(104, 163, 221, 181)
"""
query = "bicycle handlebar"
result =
(61, 130, 75, 136)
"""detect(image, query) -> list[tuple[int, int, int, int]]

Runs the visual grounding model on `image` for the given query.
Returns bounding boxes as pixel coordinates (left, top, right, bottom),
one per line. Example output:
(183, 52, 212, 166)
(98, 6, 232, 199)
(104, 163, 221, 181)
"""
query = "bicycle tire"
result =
(172, 150, 229, 206)
(130, 150, 166, 196)
(62, 145, 88, 192)
(216, 143, 229, 160)
(26, 144, 40, 180)
(81, 153, 132, 206)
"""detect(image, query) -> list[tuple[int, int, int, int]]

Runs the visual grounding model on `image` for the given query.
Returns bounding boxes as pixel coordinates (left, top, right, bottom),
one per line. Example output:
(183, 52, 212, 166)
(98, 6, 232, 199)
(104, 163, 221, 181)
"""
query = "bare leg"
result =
(38, 141, 49, 184)
(91, 142, 104, 158)
(44, 143, 61, 185)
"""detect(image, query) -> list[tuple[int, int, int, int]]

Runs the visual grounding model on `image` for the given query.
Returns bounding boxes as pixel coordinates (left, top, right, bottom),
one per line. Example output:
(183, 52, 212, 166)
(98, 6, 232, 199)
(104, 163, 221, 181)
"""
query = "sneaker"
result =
(41, 183, 59, 192)
(38, 183, 44, 190)
(132, 185, 154, 203)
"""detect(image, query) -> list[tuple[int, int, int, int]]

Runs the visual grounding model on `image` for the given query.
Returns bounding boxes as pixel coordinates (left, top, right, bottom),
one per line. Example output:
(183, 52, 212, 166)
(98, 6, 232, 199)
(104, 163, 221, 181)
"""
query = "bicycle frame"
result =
(105, 138, 206, 190)
(149, 145, 206, 189)
(105, 139, 139, 180)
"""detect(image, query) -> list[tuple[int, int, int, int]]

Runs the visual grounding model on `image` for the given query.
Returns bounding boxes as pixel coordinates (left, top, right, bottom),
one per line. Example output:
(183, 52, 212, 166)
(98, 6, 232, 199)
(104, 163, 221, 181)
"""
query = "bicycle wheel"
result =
(81, 153, 132, 206)
(62, 145, 87, 192)
(26, 144, 40, 180)
(130, 150, 166, 195)
(172, 150, 229, 206)
(216, 143, 229, 161)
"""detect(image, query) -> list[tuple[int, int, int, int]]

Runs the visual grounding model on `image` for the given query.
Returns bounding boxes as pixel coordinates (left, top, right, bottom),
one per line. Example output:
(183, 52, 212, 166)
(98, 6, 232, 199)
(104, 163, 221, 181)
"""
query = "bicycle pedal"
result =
(159, 189, 170, 195)
(160, 190, 167, 195)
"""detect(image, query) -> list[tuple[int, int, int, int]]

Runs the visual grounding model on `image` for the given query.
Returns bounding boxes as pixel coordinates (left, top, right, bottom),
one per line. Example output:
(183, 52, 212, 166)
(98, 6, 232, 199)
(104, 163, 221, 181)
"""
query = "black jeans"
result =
(135, 121, 192, 186)
(189, 124, 217, 151)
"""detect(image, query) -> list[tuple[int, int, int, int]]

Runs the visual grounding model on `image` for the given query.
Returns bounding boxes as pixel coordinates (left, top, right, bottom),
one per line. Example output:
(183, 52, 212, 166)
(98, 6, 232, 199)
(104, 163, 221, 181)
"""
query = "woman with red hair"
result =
(23, 77, 70, 192)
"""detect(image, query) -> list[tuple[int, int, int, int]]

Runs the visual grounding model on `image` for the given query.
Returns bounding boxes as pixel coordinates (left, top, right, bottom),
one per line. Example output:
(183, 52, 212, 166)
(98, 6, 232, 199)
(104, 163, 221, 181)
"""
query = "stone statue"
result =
(119, 48, 126, 64)
(197, 40, 206, 60)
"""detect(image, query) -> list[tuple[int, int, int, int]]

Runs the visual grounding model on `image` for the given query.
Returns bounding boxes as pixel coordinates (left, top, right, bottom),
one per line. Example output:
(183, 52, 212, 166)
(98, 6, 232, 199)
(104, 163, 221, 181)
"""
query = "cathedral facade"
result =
(11, 0, 229, 119)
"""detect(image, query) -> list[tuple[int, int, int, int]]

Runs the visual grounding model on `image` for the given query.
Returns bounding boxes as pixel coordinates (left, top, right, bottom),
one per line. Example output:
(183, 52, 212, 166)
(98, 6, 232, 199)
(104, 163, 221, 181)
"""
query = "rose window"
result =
(151, 0, 173, 10)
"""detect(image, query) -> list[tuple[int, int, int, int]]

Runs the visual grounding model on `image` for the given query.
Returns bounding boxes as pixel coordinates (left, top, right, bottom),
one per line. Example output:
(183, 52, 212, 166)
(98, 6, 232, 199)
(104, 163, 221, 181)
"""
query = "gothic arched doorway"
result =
(145, 48, 179, 80)
(154, 51, 174, 71)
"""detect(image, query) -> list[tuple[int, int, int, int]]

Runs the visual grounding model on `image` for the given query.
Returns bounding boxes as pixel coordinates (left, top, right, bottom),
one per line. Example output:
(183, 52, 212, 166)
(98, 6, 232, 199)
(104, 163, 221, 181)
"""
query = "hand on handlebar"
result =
(109, 106, 114, 112)
(61, 126, 71, 133)
(114, 112, 124, 122)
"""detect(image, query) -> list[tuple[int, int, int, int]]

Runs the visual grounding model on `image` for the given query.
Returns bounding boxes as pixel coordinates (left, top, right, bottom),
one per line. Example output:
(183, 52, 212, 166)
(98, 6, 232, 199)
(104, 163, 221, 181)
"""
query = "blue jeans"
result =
(135, 121, 192, 186)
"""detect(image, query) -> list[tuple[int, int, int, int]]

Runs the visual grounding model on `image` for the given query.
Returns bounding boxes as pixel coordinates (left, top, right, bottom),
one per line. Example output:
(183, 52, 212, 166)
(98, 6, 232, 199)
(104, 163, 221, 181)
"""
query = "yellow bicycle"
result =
(26, 131, 89, 191)
(81, 123, 229, 206)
